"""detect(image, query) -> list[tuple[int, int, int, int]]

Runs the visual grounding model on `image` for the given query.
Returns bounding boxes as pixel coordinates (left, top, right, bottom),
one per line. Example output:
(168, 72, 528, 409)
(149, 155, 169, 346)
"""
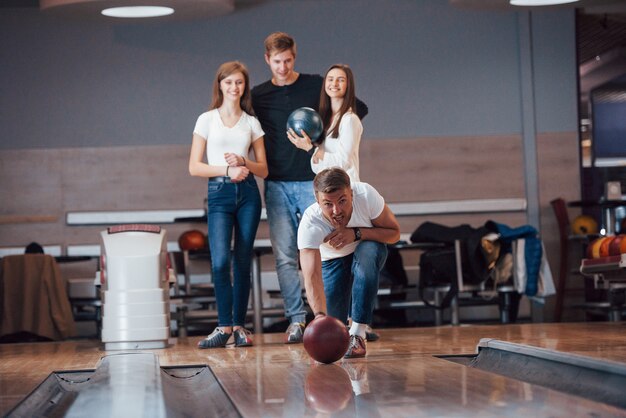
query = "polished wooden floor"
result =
(1, 322, 626, 417)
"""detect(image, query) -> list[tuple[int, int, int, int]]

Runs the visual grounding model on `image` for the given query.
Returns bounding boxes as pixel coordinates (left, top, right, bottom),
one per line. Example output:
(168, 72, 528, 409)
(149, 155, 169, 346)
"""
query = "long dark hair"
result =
(209, 61, 255, 116)
(318, 64, 356, 140)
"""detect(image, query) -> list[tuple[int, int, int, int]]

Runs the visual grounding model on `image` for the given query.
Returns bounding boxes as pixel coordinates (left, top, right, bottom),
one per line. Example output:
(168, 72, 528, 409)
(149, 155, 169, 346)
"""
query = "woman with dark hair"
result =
(288, 64, 362, 182)
(288, 64, 381, 342)
(188, 61, 268, 349)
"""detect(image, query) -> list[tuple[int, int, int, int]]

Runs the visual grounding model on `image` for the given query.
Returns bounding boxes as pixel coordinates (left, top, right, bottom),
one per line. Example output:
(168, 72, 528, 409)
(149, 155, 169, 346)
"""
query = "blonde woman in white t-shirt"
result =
(189, 61, 268, 349)
(287, 63, 362, 183)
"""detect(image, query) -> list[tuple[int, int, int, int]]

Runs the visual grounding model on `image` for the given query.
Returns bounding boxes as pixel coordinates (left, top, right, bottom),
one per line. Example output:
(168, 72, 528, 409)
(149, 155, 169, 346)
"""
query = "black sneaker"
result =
(346, 325, 380, 342)
(233, 328, 253, 347)
(365, 325, 380, 342)
(198, 328, 231, 349)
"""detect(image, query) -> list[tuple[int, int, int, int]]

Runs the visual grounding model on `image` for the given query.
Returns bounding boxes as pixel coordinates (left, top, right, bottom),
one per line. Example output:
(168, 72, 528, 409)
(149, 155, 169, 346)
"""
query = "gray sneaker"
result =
(198, 328, 231, 349)
(233, 328, 253, 347)
(284, 322, 305, 344)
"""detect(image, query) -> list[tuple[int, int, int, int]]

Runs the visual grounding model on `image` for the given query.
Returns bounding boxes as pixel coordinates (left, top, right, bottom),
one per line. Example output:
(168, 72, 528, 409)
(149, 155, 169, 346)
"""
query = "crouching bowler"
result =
(297, 167, 400, 358)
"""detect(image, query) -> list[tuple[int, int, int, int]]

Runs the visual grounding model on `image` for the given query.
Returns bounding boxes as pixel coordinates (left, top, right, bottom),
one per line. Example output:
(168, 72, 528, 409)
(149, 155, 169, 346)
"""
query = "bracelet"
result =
(314, 311, 326, 317)
(242, 157, 246, 166)
(226, 166, 230, 176)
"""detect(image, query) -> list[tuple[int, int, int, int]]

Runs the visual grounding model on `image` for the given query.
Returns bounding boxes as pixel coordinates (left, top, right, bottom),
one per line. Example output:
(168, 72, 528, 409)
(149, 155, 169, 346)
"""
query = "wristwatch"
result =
(353, 227, 361, 241)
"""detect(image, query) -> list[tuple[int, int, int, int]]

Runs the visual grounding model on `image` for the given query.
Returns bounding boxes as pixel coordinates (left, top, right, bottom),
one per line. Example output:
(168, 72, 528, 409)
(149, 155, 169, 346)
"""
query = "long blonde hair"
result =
(209, 61, 255, 116)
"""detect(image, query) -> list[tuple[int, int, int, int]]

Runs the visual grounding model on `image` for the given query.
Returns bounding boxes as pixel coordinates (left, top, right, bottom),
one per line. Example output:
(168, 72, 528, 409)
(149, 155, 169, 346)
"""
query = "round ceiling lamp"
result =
(101, 6, 174, 18)
(510, 0, 579, 5)
(39, 0, 235, 21)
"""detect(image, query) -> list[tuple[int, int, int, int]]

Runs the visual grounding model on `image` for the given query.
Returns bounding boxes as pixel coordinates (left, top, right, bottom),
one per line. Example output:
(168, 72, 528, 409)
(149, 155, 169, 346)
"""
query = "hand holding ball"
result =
(286, 107, 324, 144)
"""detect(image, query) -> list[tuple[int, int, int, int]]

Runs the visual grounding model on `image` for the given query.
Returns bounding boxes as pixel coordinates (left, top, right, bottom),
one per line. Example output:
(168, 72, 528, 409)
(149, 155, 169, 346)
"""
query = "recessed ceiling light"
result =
(510, 0, 579, 5)
(101, 6, 175, 18)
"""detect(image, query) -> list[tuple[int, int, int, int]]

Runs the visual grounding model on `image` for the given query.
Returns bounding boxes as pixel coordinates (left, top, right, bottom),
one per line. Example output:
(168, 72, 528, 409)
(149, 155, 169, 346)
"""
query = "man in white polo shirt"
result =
(297, 167, 400, 358)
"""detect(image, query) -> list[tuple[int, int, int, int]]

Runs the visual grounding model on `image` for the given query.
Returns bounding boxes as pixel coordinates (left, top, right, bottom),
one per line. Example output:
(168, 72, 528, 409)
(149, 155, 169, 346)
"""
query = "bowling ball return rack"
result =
(580, 253, 626, 322)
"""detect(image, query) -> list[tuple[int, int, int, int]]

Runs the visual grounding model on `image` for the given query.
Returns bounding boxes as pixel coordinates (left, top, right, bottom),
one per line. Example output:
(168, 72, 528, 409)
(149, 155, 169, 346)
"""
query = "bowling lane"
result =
(191, 325, 626, 417)
(2, 322, 626, 416)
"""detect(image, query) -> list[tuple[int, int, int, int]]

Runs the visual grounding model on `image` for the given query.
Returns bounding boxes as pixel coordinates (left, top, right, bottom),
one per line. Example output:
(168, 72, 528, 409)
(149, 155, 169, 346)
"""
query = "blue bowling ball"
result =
(287, 107, 324, 144)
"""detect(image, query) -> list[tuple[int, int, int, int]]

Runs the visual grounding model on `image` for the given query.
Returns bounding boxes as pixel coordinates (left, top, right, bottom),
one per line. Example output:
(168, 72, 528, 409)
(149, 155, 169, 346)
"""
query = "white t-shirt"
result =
(297, 182, 385, 261)
(193, 109, 264, 166)
(311, 111, 362, 182)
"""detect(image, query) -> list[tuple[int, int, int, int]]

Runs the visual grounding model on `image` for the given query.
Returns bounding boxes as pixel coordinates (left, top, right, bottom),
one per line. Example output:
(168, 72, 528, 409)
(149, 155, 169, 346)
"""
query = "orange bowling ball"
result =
(571, 215, 599, 235)
(587, 237, 610, 259)
(599, 235, 614, 258)
(178, 229, 207, 251)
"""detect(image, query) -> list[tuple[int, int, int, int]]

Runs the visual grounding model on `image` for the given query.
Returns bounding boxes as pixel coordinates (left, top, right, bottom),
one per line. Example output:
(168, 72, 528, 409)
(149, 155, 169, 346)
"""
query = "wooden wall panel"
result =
(0, 133, 579, 293)
(60, 145, 204, 211)
(360, 135, 525, 202)
(0, 149, 64, 220)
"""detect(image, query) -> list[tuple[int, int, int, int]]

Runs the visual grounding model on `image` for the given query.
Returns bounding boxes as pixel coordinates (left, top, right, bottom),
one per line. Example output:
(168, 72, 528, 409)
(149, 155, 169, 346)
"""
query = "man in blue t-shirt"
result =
(251, 32, 367, 343)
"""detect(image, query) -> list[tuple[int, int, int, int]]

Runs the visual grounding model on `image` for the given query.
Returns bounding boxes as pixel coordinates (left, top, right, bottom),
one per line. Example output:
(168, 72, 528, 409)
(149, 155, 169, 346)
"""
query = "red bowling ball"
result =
(178, 229, 207, 251)
(608, 235, 625, 256)
(303, 315, 350, 364)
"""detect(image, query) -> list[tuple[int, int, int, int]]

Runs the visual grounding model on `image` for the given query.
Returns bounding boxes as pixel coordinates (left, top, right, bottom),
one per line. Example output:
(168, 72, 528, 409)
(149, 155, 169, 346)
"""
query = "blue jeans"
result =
(264, 180, 315, 324)
(207, 176, 262, 327)
(321, 241, 388, 325)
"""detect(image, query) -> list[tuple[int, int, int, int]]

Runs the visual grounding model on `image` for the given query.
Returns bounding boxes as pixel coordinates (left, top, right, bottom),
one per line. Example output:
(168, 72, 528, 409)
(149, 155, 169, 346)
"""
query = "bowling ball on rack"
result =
(303, 315, 350, 364)
(587, 236, 611, 259)
(178, 229, 207, 251)
(599, 235, 614, 257)
(286, 107, 324, 144)
(608, 235, 625, 256)
(571, 215, 598, 235)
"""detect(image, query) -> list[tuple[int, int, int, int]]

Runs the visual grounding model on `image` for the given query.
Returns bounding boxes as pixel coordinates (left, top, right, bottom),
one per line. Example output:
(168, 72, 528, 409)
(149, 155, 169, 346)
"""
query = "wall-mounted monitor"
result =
(592, 84, 626, 167)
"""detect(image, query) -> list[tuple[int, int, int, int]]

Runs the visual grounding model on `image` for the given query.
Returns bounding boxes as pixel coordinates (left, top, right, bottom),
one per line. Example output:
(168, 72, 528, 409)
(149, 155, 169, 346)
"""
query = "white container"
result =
(102, 301, 169, 318)
(99, 224, 172, 350)
(102, 288, 166, 305)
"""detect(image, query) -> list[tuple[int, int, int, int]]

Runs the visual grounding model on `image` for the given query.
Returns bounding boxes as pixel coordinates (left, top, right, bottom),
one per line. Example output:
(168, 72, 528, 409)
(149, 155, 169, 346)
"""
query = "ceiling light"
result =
(510, 0, 579, 5)
(40, 0, 235, 21)
(101, 6, 174, 18)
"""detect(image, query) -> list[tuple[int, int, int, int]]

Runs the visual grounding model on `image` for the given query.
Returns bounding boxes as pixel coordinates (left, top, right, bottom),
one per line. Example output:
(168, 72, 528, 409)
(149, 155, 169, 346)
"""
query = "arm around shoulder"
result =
(355, 97, 368, 120)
